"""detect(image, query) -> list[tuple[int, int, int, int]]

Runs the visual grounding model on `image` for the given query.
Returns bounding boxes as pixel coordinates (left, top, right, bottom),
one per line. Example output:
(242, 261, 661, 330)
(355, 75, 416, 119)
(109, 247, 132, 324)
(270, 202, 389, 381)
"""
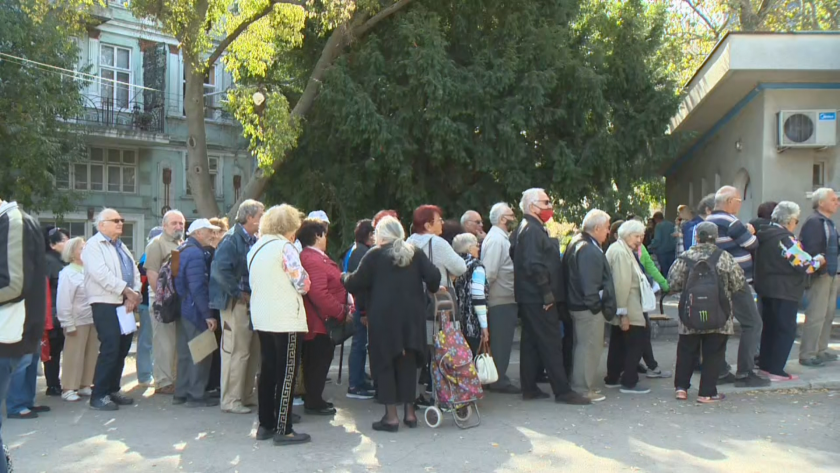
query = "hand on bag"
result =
(620, 316, 630, 332)
(439, 286, 448, 293)
(543, 303, 554, 312)
(481, 328, 490, 343)
(815, 254, 826, 265)
(206, 319, 218, 332)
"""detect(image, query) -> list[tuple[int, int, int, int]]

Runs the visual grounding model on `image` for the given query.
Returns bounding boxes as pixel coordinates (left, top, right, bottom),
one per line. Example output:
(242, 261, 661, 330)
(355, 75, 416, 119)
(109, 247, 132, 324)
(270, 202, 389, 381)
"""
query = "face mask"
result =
(505, 218, 518, 232)
(537, 208, 554, 223)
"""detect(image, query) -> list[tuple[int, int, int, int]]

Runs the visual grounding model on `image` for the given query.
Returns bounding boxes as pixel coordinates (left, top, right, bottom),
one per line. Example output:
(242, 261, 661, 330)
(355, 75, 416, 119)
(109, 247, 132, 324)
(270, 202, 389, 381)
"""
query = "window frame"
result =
(99, 44, 133, 109)
(57, 147, 138, 194)
(183, 153, 223, 198)
(36, 211, 144, 258)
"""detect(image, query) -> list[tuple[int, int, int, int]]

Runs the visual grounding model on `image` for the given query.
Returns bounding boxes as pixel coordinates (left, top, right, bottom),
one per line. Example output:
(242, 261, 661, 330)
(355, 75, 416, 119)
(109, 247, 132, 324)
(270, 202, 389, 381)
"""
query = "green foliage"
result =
(0, 0, 87, 214)
(265, 0, 681, 250)
(228, 87, 300, 171)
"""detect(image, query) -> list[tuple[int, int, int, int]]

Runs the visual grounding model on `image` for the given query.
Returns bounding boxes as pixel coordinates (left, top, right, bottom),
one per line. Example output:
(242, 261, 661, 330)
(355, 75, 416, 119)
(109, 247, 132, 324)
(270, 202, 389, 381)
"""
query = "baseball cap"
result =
(147, 226, 163, 240)
(307, 210, 330, 224)
(188, 218, 221, 235)
(695, 221, 719, 243)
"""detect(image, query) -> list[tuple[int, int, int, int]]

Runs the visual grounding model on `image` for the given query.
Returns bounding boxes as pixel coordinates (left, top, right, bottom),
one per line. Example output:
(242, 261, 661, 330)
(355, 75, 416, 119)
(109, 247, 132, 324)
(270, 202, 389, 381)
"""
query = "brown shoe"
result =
(155, 385, 176, 395)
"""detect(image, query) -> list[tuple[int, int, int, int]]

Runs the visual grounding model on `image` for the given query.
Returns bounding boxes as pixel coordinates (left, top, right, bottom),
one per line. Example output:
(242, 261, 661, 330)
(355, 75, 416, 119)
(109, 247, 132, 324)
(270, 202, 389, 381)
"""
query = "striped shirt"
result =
(706, 210, 759, 281)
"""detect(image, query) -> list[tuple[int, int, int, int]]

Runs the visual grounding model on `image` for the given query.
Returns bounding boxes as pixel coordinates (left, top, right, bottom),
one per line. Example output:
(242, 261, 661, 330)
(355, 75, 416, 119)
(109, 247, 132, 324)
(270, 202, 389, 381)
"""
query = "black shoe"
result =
(522, 390, 550, 401)
(45, 386, 62, 397)
(28, 405, 51, 413)
(256, 426, 275, 441)
(734, 372, 771, 388)
(304, 406, 336, 416)
(414, 395, 433, 407)
(7, 410, 38, 419)
(273, 430, 311, 446)
(555, 391, 592, 405)
(173, 397, 187, 405)
(536, 373, 550, 384)
(718, 373, 737, 385)
(205, 388, 221, 399)
(90, 396, 119, 411)
(110, 392, 134, 406)
(488, 384, 522, 395)
(186, 398, 220, 408)
(636, 363, 648, 374)
(372, 420, 399, 432)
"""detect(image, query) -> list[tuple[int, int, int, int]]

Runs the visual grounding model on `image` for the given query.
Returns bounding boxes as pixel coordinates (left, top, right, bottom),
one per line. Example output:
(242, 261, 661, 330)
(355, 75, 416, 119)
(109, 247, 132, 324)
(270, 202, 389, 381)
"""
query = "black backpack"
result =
(677, 249, 730, 331)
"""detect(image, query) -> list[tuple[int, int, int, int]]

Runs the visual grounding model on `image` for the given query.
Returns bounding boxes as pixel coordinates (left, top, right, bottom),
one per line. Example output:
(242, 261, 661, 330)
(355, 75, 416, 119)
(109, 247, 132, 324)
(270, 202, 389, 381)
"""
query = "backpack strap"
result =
(342, 244, 356, 273)
(708, 248, 724, 267)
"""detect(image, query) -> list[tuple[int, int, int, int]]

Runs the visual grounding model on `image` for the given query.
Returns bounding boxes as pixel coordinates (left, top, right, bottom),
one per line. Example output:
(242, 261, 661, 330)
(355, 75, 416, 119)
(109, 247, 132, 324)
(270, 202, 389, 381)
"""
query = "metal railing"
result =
(78, 88, 166, 134)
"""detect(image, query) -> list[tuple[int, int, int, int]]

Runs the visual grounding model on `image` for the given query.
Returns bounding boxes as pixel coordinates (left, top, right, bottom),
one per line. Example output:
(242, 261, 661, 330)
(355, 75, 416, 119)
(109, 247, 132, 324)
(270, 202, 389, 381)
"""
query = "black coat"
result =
(562, 233, 617, 319)
(509, 214, 558, 305)
(342, 243, 441, 374)
(45, 249, 66, 330)
(755, 224, 812, 302)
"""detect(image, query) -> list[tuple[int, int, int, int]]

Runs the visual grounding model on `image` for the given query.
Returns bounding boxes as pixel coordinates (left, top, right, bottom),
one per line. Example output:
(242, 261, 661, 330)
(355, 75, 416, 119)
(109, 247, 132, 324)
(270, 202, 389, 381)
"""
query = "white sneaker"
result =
(62, 391, 81, 402)
(223, 403, 252, 414)
(78, 387, 92, 397)
(293, 397, 304, 407)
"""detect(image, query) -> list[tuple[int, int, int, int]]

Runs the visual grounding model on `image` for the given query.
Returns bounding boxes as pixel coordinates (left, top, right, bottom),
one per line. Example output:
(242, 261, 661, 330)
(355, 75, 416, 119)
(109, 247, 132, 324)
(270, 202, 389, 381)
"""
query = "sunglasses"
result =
(105, 218, 125, 224)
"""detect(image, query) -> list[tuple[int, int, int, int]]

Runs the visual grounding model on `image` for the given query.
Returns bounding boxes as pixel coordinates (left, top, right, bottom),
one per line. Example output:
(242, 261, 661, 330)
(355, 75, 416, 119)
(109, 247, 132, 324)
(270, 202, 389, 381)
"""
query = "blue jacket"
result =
(175, 237, 212, 329)
(209, 223, 252, 310)
(682, 216, 704, 251)
(799, 210, 839, 275)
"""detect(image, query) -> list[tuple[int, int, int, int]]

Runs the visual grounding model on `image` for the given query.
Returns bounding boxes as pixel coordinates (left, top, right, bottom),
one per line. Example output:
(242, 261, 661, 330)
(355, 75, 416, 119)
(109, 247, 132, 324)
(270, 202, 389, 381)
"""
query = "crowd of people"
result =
(0, 183, 837, 461)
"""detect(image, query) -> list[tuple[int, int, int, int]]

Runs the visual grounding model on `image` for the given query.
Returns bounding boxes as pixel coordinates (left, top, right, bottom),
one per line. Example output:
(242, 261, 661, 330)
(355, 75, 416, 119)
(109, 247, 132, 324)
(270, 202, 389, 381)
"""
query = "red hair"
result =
(412, 205, 443, 234)
(373, 210, 399, 227)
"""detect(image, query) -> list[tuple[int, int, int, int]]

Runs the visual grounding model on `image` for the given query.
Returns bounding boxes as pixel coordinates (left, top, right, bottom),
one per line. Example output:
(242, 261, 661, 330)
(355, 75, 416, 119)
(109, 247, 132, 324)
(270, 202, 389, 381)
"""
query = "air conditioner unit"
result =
(777, 110, 837, 148)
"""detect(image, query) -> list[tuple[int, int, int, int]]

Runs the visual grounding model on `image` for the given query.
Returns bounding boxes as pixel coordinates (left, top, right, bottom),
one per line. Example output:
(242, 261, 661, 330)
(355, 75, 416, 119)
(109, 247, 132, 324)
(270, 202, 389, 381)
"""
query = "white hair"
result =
(460, 210, 479, 226)
(375, 216, 414, 267)
(617, 220, 645, 241)
(772, 201, 801, 226)
(489, 202, 510, 225)
(452, 233, 478, 254)
(811, 187, 835, 210)
(582, 209, 610, 233)
(235, 199, 265, 224)
(519, 188, 545, 213)
(714, 186, 739, 209)
(162, 209, 184, 225)
(61, 237, 85, 264)
(95, 208, 119, 228)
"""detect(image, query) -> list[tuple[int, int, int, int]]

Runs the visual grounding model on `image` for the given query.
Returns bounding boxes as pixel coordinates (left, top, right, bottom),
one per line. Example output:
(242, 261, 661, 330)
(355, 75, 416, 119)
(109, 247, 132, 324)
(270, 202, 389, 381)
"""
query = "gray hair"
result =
(375, 216, 415, 267)
(460, 210, 479, 226)
(489, 202, 511, 225)
(697, 193, 715, 216)
(452, 233, 478, 254)
(235, 199, 265, 224)
(162, 209, 184, 225)
(94, 208, 119, 228)
(714, 186, 739, 209)
(617, 220, 645, 241)
(582, 209, 610, 233)
(61, 237, 85, 264)
(811, 187, 835, 210)
(519, 188, 545, 214)
(771, 201, 801, 226)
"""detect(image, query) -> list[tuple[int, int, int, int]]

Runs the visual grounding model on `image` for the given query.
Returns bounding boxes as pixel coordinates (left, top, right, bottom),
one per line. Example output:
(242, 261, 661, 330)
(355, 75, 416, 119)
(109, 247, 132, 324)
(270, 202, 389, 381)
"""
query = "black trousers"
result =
(377, 351, 419, 405)
(758, 297, 798, 376)
(562, 318, 574, 378)
(44, 328, 65, 389)
(91, 303, 133, 399)
(641, 321, 658, 370)
(302, 334, 334, 410)
(605, 325, 646, 388)
(257, 331, 300, 435)
(206, 328, 222, 391)
(675, 333, 727, 397)
(519, 303, 572, 396)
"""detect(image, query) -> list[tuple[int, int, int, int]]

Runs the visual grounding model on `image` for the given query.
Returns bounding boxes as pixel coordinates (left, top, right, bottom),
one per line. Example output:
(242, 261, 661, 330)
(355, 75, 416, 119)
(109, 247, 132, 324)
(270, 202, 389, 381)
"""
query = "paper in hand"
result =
(188, 329, 218, 364)
(117, 306, 137, 335)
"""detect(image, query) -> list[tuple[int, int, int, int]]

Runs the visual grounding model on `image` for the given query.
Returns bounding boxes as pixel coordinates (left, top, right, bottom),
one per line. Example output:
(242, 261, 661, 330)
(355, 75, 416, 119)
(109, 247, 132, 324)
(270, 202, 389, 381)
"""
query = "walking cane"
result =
(337, 342, 345, 385)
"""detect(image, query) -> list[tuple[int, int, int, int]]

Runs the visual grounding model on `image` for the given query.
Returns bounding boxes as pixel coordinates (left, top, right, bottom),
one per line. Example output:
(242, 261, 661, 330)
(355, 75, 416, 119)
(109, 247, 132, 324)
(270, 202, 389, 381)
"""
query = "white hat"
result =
(188, 218, 221, 235)
(307, 210, 330, 224)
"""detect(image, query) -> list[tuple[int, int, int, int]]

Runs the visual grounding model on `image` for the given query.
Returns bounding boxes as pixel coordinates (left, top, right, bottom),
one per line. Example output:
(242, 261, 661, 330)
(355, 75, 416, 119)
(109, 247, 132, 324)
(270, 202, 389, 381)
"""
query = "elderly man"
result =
(135, 226, 163, 387)
(83, 208, 142, 411)
(144, 210, 185, 394)
(210, 199, 265, 414)
(174, 219, 221, 407)
(706, 186, 769, 387)
(564, 209, 616, 402)
(461, 210, 487, 242)
(509, 188, 590, 405)
(480, 203, 520, 394)
(798, 187, 840, 367)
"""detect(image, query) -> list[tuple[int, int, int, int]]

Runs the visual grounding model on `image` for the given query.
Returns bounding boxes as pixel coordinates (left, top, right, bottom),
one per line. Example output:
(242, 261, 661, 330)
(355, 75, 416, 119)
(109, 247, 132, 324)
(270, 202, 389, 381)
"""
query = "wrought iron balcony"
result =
(78, 88, 166, 134)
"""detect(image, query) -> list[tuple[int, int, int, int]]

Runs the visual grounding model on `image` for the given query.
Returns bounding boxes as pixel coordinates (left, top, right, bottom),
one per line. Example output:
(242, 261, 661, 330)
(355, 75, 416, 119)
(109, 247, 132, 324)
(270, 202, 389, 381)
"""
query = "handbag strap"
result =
(248, 238, 280, 272)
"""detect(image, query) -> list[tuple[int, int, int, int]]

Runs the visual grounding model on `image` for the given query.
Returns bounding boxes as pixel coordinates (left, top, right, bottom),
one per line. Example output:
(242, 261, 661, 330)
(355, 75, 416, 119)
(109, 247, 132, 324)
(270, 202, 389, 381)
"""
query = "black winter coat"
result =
(509, 215, 558, 305)
(562, 233, 617, 319)
(342, 243, 440, 374)
(45, 250, 66, 331)
(755, 224, 815, 302)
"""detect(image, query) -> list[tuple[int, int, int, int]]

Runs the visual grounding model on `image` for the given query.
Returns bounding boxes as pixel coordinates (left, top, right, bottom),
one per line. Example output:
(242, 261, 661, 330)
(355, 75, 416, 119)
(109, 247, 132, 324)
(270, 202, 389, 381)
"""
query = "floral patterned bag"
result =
(432, 300, 484, 409)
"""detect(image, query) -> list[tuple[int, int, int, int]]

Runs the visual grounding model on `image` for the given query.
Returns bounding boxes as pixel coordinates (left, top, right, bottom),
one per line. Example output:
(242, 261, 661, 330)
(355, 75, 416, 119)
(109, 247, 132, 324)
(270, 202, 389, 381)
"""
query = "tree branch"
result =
(354, 0, 414, 37)
(206, 0, 304, 68)
(682, 0, 721, 37)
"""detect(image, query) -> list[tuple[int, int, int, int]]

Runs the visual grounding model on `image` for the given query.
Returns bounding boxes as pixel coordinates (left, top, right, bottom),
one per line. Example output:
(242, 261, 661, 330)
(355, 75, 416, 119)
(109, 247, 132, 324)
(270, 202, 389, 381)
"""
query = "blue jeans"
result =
(348, 312, 368, 390)
(136, 304, 154, 384)
(6, 353, 36, 415)
(0, 357, 22, 473)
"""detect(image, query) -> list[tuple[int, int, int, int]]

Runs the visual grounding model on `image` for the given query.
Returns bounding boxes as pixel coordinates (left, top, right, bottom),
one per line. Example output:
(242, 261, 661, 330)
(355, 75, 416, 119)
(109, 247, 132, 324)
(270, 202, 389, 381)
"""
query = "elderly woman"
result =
(755, 201, 824, 382)
(56, 237, 99, 402)
(343, 217, 441, 432)
(452, 233, 489, 356)
(604, 220, 653, 397)
(299, 219, 349, 415)
(248, 204, 312, 446)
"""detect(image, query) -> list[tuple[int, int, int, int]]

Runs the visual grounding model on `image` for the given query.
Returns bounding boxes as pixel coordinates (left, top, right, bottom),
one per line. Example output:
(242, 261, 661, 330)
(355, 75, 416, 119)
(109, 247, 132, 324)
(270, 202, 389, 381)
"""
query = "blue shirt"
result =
(111, 239, 135, 288)
(238, 227, 257, 294)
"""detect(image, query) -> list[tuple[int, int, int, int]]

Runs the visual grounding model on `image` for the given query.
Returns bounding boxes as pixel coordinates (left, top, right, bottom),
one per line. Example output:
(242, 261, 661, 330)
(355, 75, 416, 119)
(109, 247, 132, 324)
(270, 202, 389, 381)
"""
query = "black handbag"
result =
(306, 295, 355, 345)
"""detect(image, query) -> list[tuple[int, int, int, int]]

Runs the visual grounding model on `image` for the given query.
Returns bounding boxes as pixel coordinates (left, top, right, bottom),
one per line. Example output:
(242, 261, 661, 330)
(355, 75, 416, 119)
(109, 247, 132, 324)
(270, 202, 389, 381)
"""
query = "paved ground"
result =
(5, 296, 840, 473)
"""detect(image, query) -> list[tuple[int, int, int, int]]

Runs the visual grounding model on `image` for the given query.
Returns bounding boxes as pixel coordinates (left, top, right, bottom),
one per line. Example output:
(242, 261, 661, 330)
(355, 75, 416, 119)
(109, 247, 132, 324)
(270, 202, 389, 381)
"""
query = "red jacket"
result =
(300, 247, 347, 341)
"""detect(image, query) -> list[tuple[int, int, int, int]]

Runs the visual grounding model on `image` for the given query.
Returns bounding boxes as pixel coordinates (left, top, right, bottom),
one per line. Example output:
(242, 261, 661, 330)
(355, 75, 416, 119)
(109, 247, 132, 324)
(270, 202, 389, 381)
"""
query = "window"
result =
(184, 155, 222, 197)
(39, 220, 89, 240)
(39, 215, 140, 257)
(100, 45, 132, 109)
(813, 162, 826, 190)
(182, 65, 217, 116)
(57, 147, 136, 193)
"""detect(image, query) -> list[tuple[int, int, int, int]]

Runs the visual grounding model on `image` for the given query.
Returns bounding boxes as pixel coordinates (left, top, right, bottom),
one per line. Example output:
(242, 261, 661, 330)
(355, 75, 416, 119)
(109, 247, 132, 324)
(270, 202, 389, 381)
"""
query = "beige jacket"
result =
(247, 235, 308, 333)
(605, 240, 646, 327)
(81, 232, 141, 305)
(56, 264, 93, 331)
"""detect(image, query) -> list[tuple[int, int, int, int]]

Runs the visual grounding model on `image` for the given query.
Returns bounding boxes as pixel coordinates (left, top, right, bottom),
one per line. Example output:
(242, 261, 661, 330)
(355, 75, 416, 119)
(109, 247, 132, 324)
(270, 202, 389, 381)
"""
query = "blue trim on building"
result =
(666, 82, 840, 177)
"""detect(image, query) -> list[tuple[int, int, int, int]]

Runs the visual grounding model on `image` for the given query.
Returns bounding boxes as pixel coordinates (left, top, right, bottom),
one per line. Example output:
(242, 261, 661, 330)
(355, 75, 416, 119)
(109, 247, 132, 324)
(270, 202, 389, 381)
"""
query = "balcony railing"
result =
(78, 88, 165, 134)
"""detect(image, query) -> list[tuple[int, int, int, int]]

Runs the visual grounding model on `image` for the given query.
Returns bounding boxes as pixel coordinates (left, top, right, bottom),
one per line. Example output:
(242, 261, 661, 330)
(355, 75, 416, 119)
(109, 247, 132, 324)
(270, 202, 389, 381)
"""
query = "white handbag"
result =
(474, 340, 499, 385)
(640, 273, 657, 313)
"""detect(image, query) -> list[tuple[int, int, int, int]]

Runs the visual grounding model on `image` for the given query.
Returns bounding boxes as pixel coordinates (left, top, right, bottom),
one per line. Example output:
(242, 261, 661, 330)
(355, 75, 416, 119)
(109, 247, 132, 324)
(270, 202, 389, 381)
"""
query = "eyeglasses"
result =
(466, 220, 483, 226)
(105, 218, 125, 224)
(534, 200, 552, 207)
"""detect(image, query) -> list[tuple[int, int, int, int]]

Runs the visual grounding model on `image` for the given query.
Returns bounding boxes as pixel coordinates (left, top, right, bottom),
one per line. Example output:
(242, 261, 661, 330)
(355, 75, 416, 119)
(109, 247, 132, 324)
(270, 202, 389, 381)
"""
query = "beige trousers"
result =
(61, 324, 100, 391)
(150, 293, 178, 388)
(220, 299, 260, 410)
(801, 274, 839, 360)
(570, 310, 606, 393)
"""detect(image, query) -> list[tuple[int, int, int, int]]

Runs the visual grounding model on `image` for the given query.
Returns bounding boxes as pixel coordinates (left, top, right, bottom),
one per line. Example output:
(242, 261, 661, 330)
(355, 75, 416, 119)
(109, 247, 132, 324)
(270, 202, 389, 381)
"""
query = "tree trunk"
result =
(184, 56, 221, 217)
